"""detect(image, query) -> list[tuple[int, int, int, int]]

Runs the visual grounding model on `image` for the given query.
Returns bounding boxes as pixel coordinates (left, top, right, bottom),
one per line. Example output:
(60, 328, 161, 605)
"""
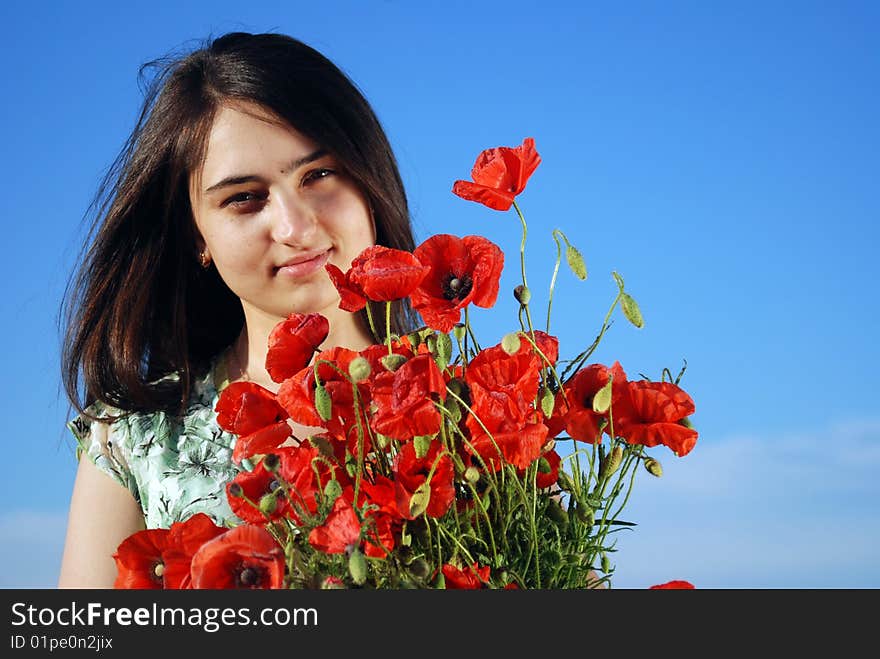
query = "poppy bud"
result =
(537, 457, 552, 474)
(514, 284, 531, 305)
(380, 353, 407, 372)
(644, 457, 663, 478)
(547, 499, 569, 525)
(540, 387, 555, 418)
(566, 244, 587, 280)
(259, 493, 277, 516)
(409, 483, 432, 518)
(600, 445, 624, 480)
(621, 293, 644, 329)
(501, 332, 522, 355)
(348, 548, 367, 586)
(452, 323, 466, 342)
(323, 478, 343, 504)
(432, 332, 453, 370)
(573, 502, 594, 525)
(348, 356, 371, 382)
(314, 383, 332, 421)
(435, 572, 447, 589)
(601, 553, 611, 574)
(592, 378, 613, 414)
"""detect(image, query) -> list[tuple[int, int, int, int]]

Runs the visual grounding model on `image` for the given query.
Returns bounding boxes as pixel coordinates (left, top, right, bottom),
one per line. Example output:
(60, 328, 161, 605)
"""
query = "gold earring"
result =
(198, 250, 211, 269)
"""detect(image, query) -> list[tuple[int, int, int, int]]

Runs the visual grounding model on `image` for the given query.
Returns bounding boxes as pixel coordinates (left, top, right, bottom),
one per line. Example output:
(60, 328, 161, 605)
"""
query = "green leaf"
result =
(621, 293, 644, 328)
(409, 482, 431, 517)
(566, 244, 587, 280)
(413, 435, 433, 459)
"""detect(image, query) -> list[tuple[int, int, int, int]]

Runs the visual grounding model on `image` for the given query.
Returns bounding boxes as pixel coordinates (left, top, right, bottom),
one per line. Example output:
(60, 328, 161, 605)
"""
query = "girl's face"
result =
(190, 102, 375, 324)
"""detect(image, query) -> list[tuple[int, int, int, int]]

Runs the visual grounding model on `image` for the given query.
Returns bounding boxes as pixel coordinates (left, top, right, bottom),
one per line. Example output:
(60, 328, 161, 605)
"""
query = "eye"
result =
(302, 167, 335, 186)
(221, 191, 267, 212)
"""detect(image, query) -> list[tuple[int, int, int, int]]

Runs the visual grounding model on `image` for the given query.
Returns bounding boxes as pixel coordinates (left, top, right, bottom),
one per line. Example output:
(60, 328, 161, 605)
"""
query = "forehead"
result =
(193, 102, 320, 190)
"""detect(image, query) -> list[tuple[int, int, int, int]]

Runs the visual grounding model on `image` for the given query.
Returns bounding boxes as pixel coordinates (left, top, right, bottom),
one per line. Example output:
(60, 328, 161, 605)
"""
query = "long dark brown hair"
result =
(61, 32, 419, 421)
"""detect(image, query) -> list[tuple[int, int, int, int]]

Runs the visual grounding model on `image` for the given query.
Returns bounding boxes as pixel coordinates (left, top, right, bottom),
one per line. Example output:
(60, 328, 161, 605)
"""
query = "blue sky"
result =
(2, 0, 878, 588)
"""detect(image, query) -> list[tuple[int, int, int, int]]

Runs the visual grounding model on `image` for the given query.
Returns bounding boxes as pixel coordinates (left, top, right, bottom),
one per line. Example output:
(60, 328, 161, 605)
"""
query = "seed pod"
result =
(452, 323, 466, 342)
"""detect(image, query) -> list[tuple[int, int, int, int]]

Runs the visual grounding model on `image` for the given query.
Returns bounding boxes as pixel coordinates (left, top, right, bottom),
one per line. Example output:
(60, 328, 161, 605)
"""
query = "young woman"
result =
(57, 32, 418, 588)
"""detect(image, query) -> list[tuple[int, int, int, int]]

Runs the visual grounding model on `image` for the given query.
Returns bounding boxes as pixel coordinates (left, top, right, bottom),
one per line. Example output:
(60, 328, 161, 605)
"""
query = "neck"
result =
(230, 304, 375, 392)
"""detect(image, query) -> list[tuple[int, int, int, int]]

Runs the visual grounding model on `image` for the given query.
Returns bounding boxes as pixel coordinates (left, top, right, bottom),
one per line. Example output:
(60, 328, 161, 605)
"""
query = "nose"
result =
(268, 191, 317, 246)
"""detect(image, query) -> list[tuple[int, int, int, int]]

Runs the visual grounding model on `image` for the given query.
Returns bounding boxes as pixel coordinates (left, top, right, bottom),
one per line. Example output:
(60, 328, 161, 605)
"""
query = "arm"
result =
(58, 423, 145, 588)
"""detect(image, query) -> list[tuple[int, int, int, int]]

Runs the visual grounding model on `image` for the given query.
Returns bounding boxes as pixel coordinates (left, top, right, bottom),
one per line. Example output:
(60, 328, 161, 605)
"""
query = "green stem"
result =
(547, 230, 564, 334)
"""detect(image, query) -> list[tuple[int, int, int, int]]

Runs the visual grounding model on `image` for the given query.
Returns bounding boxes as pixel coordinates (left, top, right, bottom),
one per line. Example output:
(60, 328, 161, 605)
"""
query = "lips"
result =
(275, 249, 331, 278)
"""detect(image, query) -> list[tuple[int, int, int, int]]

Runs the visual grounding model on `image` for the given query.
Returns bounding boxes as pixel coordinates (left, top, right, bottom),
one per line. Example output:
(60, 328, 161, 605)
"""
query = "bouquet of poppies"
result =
(113, 138, 697, 590)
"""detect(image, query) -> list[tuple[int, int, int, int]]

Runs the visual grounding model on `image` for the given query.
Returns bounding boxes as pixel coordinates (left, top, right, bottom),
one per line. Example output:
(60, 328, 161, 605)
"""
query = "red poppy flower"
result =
(441, 562, 491, 589)
(411, 234, 504, 333)
(358, 475, 402, 558)
(393, 441, 455, 519)
(277, 443, 350, 525)
(276, 347, 369, 444)
(226, 459, 289, 524)
(162, 513, 227, 589)
(265, 312, 329, 382)
(615, 381, 698, 457)
(231, 420, 292, 464)
(308, 497, 362, 554)
(649, 580, 695, 589)
(326, 245, 429, 311)
(466, 343, 541, 428)
(113, 529, 169, 589)
(467, 417, 549, 471)
(370, 354, 447, 441)
(190, 525, 285, 589)
(555, 362, 628, 443)
(452, 137, 541, 211)
(215, 381, 288, 437)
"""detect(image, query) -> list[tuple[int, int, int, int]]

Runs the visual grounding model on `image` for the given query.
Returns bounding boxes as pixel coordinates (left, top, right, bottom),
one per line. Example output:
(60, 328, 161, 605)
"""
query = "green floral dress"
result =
(68, 350, 245, 529)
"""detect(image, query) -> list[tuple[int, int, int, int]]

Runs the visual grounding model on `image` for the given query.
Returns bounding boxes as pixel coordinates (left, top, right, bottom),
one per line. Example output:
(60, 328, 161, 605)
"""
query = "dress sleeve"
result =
(67, 401, 140, 501)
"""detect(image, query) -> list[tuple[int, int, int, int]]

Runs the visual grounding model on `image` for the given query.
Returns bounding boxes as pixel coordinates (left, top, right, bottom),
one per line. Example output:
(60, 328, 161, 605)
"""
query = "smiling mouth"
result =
(275, 250, 332, 278)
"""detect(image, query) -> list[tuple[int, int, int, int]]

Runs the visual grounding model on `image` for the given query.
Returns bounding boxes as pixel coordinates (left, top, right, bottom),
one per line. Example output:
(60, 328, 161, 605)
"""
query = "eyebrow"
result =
(203, 149, 329, 194)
